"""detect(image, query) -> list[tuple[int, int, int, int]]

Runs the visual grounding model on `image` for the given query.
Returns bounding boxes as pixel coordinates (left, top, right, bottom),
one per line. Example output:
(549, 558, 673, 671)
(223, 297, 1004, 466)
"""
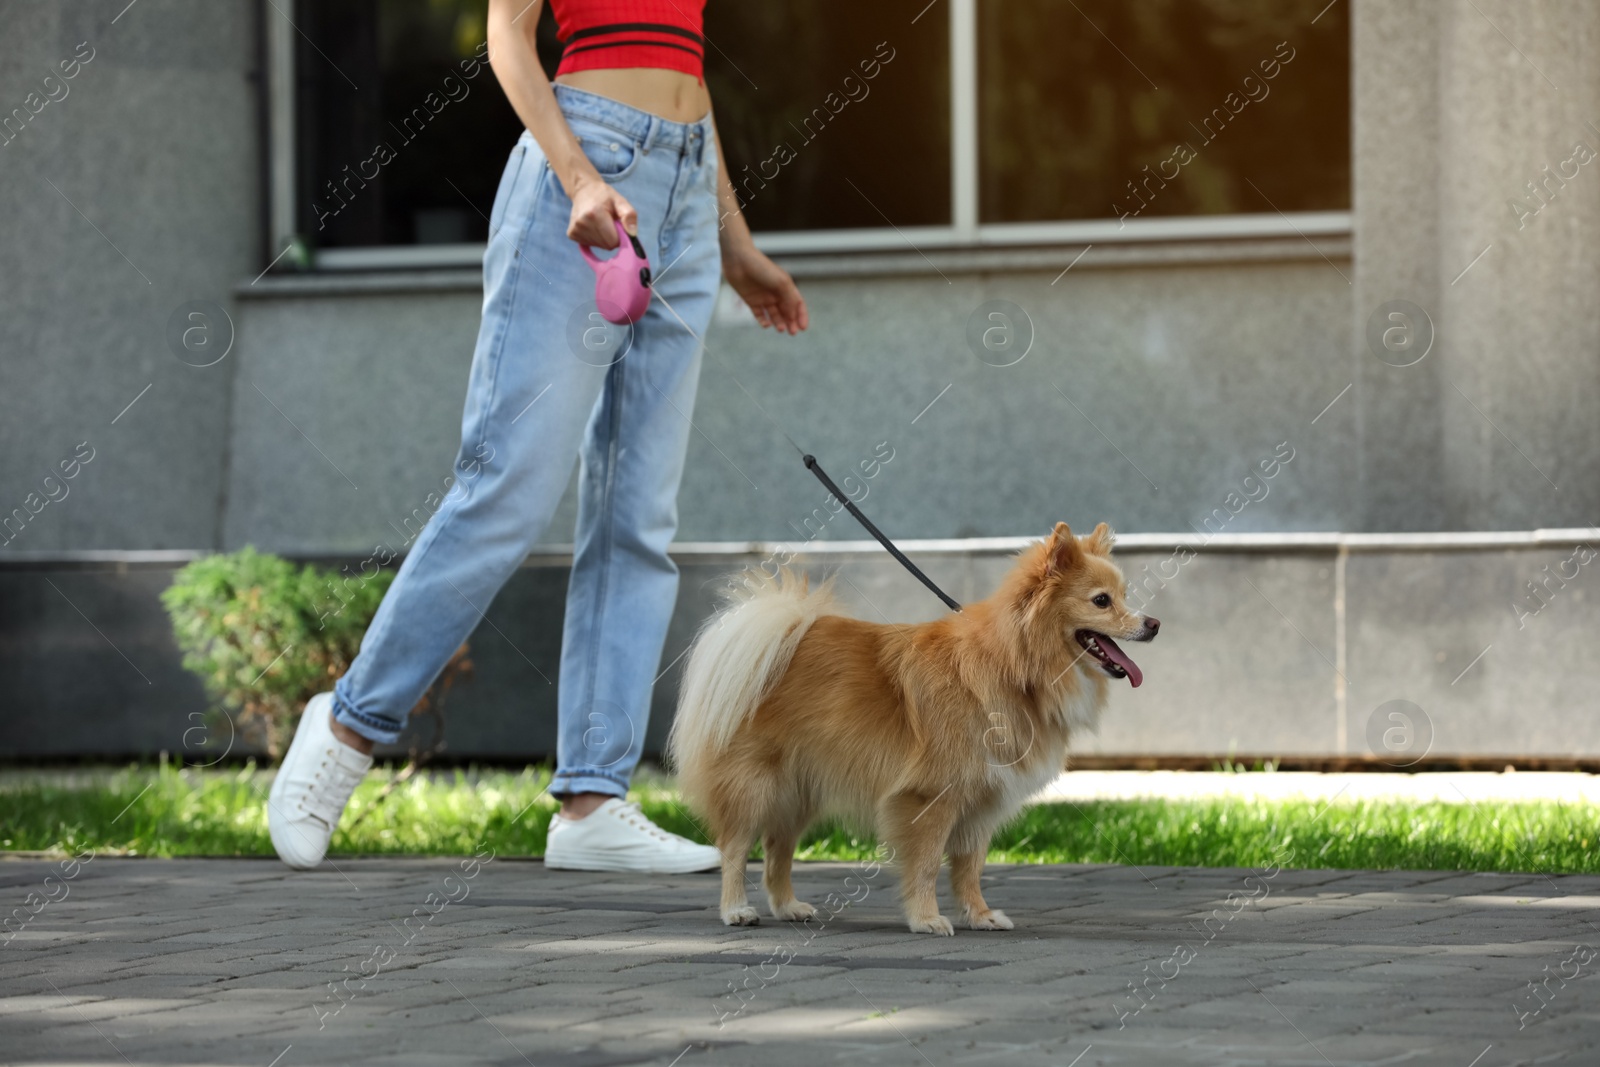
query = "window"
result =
(702, 2, 951, 234)
(977, 0, 1350, 224)
(294, 0, 531, 251)
(276, 0, 1349, 266)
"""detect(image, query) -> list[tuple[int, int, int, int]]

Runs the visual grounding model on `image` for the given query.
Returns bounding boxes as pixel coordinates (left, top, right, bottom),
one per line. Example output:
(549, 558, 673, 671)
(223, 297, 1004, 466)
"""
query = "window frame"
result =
(264, 0, 1351, 271)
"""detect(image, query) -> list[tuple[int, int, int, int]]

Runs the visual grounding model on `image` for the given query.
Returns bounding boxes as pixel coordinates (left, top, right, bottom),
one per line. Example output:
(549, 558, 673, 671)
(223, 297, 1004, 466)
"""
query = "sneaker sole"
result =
(543, 847, 721, 874)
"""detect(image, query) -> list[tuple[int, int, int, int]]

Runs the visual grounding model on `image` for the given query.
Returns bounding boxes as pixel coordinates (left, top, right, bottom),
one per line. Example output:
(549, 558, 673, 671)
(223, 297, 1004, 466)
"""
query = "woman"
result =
(267, 0, 808, 872)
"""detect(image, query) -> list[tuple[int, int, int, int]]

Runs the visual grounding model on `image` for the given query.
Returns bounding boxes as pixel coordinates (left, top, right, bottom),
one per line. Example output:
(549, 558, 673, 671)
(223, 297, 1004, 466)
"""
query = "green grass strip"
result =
(2, 765, 1596, 874)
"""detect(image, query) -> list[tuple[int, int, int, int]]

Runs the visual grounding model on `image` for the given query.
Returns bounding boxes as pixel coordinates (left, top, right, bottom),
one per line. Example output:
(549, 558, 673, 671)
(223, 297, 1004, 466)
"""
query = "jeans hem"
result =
(549, 770, 630, 798)
(331, 690, 403, 745)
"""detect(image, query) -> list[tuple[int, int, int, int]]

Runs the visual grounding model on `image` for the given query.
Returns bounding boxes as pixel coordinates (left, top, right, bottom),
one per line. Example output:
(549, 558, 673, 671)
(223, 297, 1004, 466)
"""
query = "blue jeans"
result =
(333, 86, 722, 798)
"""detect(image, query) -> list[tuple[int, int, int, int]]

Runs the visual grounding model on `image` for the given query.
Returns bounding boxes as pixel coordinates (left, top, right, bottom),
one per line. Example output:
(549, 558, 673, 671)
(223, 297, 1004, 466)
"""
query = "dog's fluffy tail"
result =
(668, 569, 835, 787)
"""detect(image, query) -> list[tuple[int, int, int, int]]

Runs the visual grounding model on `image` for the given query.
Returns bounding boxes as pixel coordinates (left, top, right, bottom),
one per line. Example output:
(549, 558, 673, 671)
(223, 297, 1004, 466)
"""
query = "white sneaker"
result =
(544, 798, 721, 873)
(267, 692, 373, 869)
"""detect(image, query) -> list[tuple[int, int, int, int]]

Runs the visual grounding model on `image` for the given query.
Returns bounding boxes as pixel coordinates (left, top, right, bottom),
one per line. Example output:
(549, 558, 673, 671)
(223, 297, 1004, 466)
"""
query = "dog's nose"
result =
(1143, 616, 1160, 636)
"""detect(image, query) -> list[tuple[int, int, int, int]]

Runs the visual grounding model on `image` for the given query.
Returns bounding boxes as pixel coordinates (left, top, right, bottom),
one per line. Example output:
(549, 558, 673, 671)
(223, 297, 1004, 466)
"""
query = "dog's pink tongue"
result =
(1098, 635, 1143, 688)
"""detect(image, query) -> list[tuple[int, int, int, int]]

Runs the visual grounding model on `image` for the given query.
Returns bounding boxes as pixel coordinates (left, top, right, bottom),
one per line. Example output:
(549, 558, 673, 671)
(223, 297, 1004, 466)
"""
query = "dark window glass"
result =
(294, 0, 548, 249)
(295, 0, 950, 248)
(977, 0, 1349, 224)
(295, 2, 1342, 246)
(703, 0, 950, 232)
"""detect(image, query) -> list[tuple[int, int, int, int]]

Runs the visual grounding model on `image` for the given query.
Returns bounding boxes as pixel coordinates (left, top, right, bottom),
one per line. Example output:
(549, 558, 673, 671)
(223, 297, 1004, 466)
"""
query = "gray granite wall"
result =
(0, 0, 258, 553)
(5, 536, 1595, 762)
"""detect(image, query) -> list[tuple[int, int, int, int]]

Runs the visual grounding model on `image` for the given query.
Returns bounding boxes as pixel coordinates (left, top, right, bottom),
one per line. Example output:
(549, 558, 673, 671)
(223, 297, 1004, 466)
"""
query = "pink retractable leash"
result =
(579, 218, 652, 325)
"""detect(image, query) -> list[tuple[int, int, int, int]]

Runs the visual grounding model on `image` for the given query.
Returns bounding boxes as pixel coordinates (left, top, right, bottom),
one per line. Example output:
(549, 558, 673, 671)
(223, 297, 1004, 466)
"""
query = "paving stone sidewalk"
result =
(1039, 770, 1600, 805)
(3, 856, 1599, 1066)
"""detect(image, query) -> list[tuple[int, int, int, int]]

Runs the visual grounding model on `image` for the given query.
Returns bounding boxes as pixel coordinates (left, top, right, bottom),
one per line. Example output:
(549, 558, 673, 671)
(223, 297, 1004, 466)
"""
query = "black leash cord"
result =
(801, 454, 963, 613)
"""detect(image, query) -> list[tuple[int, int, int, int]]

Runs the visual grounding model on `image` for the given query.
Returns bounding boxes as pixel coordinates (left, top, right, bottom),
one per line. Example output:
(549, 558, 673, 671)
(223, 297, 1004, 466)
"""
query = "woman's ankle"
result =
(329, 716, 376, 755)
(559, 792, 613, 820)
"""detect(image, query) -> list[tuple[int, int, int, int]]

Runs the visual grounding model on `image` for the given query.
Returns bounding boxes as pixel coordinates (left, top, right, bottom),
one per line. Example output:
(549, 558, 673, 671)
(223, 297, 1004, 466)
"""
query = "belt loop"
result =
(642, 115, 658, 154)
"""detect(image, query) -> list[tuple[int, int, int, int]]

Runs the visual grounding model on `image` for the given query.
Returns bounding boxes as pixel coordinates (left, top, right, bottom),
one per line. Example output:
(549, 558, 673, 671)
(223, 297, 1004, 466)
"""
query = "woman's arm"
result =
(486, 0, 633, 248)
(711, 114, 809, 335)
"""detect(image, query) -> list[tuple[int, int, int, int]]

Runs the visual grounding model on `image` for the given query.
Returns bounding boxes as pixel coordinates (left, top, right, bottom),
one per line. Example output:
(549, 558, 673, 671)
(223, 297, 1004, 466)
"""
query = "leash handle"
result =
(802, 454, 962, 613)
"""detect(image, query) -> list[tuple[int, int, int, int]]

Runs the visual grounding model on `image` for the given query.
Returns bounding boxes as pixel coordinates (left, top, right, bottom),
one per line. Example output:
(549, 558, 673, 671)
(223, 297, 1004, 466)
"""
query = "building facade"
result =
(2, 0, 1596, 762)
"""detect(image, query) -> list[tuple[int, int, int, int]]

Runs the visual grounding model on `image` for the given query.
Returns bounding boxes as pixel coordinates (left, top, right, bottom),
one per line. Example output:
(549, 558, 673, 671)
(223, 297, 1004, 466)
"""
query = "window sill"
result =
(774, 233, 1350, 280)
(235, 268, 484, 299)
(237, 212, 1351, 296)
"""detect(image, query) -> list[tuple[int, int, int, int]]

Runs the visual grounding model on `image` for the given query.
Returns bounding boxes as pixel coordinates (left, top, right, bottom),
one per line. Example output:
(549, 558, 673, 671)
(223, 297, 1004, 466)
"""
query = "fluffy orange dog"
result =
(669, 522, 1159, 936)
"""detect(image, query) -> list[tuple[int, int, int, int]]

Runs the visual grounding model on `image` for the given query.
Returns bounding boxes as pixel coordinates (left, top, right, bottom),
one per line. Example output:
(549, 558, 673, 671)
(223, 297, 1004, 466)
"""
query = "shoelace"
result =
(293, 747, 367, 826)
(610, 800, 679, 844)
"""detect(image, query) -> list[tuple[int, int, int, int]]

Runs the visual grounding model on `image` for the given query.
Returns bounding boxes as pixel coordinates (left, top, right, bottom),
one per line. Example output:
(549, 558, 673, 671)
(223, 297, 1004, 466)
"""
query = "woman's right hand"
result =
(566, 173, 638, 249)
(487, 1, 637, 250)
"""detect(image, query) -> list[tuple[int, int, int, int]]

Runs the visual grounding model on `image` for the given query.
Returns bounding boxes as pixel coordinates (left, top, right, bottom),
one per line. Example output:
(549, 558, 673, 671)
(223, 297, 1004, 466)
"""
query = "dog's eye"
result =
(1093, 593, 1111, 609)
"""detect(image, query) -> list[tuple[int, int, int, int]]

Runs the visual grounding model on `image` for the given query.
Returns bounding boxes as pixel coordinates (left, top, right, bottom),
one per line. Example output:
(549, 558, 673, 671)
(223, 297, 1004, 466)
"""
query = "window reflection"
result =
(977, 0, 1350, 224)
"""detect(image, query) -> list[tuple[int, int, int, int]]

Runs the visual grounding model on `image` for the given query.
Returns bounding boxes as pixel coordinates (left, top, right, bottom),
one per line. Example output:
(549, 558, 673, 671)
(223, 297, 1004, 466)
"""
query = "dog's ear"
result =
(1044, 521, 1085, 576)
(1085, 522, 1115, 556)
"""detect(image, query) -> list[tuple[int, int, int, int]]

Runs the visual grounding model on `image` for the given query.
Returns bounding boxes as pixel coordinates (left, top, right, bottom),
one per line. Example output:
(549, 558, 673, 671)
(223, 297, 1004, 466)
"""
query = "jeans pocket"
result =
(568, 119, 642, 182)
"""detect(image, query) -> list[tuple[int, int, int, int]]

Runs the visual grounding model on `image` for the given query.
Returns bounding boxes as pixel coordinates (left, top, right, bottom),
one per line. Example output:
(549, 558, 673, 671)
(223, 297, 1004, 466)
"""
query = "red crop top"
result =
(549, 0, 707, 80)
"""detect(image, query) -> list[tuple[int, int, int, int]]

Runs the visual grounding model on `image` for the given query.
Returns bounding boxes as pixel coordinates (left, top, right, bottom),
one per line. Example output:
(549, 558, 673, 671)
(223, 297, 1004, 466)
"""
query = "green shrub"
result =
(161, 547, 465, 760)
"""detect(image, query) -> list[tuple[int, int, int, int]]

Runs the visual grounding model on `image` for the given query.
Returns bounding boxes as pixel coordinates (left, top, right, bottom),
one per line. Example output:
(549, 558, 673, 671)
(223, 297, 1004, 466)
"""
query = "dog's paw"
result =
(769, 899, 816, 922)
(908, 914, 955, 936)
(967, 908, 1014, 931)
(722, 905, 760, 926)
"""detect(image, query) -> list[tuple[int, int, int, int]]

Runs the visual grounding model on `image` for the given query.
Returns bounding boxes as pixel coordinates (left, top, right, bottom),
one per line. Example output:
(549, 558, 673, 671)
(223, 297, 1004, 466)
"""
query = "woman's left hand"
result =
(723, 244, 809, 335)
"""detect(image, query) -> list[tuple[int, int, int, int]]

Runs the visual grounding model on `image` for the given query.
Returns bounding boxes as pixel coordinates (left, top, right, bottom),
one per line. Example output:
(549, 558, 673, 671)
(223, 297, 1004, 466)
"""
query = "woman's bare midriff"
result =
(555, 67, 711, 124)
